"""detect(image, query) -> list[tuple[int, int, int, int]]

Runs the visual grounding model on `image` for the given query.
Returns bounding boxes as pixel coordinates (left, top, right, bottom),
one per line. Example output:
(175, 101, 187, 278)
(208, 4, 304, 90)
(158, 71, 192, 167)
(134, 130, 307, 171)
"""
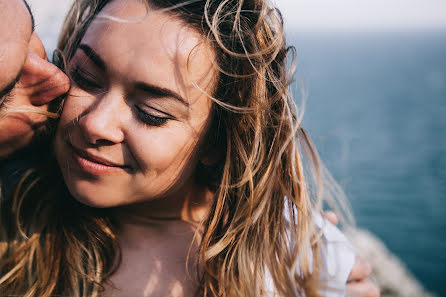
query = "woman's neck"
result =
(111, 183, 214, 240)
(103, 185, 209, 297)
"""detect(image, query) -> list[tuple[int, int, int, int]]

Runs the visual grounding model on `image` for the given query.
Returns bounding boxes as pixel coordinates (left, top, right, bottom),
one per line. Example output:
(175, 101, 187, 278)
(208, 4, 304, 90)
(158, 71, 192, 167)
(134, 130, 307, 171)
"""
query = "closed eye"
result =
(135, 105, 170, 127)
(0, 93, 13, 111)
(70, 66, 103, 92)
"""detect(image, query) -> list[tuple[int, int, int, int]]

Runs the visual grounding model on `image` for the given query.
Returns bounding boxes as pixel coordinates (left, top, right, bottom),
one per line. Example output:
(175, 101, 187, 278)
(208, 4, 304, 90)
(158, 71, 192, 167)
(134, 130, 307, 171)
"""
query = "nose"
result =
(19, 33, 70, 106)
(78, 93, 126, 145)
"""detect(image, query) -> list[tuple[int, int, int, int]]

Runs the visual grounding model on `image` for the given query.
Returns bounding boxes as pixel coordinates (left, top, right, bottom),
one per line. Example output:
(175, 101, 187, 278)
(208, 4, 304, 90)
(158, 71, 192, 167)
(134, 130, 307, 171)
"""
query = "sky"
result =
(27, 0, 446, 51)
(273, 0, 446, 32)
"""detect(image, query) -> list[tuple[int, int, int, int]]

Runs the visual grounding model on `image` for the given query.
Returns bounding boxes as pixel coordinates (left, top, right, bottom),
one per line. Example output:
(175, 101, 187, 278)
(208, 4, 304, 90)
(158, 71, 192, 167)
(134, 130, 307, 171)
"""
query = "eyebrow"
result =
(0, 71, 22, 99)
(78, 43, 189, 107)
(22, 0, 35, 32)
(79, 44, 107, 71)
(134, 82, 189, 107)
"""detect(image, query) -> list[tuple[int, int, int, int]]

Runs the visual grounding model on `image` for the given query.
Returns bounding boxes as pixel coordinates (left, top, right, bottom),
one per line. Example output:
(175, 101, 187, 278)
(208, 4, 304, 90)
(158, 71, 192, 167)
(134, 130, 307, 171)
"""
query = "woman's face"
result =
(54, 0, 216, 208)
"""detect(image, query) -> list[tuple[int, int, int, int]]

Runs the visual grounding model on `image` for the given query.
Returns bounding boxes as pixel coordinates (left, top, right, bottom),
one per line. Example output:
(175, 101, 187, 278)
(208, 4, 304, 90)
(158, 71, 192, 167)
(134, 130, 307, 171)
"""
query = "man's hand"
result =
(323, 211, 380, 297)
(346, 256, 380, 297)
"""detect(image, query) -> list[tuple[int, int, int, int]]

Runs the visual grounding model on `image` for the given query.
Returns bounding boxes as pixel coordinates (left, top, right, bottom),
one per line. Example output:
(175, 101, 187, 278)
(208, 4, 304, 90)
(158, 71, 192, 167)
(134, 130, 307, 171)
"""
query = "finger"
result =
(323, 211, 338, 225)
(29, 33, 48, 60)
(346, 280, 380, 297)
(348, 256, 372, 282)
(19, 51, 70, 106)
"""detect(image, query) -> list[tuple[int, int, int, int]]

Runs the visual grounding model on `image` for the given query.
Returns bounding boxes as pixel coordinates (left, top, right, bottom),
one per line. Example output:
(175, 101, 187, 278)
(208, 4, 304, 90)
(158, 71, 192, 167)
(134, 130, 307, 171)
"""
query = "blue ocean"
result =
(289, 31, 446, 296)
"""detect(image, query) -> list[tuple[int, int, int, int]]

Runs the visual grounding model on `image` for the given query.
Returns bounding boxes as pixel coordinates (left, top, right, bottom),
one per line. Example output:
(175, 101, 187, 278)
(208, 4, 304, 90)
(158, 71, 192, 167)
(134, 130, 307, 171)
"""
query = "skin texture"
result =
(0, 0, 69, 158)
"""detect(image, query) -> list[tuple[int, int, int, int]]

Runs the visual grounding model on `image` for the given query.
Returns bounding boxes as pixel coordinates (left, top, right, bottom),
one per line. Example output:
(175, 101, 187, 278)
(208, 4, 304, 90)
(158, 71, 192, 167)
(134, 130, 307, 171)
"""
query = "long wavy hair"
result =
(0, 0, 352, 296)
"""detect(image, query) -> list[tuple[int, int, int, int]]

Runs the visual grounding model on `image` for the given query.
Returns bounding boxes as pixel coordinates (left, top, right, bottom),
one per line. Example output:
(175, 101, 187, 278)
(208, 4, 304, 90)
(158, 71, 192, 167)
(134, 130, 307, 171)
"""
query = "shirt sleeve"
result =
(315, 214, 356, 297)
(264, 208, 356, 297)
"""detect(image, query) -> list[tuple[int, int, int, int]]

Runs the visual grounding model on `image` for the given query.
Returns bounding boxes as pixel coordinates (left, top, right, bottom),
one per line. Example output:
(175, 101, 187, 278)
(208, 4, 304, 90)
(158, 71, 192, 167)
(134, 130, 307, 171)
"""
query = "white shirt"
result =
(264, 213, 355, 297)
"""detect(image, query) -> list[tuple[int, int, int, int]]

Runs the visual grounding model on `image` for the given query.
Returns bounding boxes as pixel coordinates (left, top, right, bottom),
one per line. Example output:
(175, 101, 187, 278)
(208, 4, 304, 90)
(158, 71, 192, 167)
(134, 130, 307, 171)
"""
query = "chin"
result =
(72, 196, 114, 209)
(67, 184, 123, 209)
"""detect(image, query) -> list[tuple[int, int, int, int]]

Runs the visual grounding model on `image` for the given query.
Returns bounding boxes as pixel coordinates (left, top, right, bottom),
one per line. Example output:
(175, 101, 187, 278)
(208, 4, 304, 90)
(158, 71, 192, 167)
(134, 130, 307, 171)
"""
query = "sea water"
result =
(290, 31, 446, 296)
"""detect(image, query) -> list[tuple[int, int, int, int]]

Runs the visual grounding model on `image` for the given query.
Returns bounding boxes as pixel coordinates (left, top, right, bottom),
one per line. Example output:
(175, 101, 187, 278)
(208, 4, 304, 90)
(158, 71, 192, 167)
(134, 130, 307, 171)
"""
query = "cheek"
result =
(128, 104, 212, 175)
(59, 95, 88, 125)
(54, 94, 90, 160)
(128, 128, 204, 200)
(0, 41, 28, 88)
(0, 113, 46, 155)
(130, 126, 201, 174)
(0, 94, 49, 154)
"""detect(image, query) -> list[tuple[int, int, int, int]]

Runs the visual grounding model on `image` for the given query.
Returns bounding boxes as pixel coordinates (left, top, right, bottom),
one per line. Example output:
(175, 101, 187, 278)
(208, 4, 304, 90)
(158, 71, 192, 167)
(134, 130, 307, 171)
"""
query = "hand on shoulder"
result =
(323, 211, 380, 297)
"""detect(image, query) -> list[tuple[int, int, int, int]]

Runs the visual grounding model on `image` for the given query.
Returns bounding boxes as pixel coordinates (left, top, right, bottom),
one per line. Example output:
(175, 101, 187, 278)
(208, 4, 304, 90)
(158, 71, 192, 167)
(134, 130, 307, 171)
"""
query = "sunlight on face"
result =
(54, 0, 216, 208)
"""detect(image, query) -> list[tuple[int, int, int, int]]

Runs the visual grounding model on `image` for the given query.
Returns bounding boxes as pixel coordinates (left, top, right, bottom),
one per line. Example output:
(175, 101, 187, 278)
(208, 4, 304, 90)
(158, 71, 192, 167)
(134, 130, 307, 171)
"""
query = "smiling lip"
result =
(69, 143, 131, 175)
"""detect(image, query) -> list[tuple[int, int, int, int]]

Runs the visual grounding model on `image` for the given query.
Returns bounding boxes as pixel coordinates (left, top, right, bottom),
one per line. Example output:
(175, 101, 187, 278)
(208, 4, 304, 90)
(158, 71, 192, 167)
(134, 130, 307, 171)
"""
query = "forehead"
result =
(0, 0, 33, 90)
(82, 0, 216, 100)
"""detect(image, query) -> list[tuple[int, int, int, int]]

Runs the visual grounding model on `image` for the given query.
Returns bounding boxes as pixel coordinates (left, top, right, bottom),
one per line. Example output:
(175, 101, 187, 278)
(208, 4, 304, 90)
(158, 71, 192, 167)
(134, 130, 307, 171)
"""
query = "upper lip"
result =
(70, 143, 130, 168)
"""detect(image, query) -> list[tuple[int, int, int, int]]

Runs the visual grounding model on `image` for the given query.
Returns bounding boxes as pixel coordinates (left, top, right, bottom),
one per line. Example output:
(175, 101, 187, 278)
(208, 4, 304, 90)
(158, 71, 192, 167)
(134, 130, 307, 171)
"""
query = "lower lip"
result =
(70, 147, 127, 176)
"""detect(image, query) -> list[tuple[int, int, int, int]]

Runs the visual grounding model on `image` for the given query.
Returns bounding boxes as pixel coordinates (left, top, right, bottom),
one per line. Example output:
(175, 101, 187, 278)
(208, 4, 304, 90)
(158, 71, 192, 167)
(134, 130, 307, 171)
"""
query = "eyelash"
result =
(70, 66, 103, 91)
(0, 93, 13, 111)
(135, 106, 169, 127)
(70, 65, 170, 127)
